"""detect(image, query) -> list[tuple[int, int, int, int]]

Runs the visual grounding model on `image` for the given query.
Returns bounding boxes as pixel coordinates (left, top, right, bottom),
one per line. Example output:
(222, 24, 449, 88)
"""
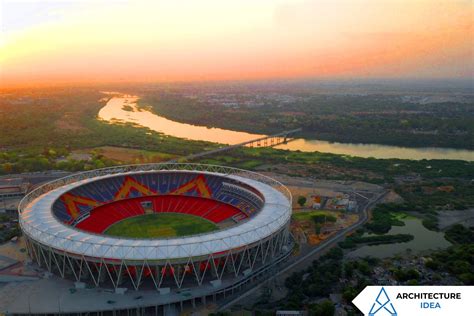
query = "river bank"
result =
(98, 93, 474, 161)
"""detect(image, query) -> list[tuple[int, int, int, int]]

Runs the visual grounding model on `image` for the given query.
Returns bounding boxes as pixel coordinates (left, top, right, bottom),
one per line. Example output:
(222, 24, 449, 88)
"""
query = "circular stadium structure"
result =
(18, 164, 292, 293)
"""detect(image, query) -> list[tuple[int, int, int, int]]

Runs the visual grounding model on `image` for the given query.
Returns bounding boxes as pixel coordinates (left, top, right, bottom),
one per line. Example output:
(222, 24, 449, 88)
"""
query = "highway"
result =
(218, 189, 389, 311)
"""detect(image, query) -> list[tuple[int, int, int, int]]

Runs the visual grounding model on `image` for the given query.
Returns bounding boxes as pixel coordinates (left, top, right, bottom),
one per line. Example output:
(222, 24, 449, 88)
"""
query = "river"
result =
(346, 218, 452, 259)
(98, 94, 474, 161)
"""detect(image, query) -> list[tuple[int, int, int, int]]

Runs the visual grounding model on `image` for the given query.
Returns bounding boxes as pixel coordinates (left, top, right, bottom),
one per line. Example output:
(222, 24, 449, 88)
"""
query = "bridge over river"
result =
(170, 128, 302, 162)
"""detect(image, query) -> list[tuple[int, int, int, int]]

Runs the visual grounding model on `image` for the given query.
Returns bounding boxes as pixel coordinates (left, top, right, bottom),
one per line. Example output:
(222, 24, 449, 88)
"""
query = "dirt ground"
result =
(291, 209, 358, 246)
(0, 238, 27, 263)
(0, 237, 40, 277)
(265, 172, 384, 193)
(258, 162, 384, 182)
(381, 190, 404, 204)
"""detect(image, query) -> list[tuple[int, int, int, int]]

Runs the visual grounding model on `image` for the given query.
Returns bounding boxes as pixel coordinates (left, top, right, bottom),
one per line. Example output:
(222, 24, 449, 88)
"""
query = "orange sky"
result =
(0, 0, 473, 86)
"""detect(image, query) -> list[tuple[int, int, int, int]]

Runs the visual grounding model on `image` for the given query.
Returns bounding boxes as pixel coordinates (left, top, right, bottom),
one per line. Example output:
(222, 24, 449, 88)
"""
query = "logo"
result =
(368, 287, 397, 316)
(353, 286, 472, 315)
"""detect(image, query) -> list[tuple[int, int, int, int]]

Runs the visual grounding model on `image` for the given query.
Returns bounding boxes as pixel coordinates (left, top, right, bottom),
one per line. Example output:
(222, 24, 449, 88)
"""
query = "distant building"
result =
(347, 200, 357, 212)
(0, 178, 28, 200)
(0, 197, 21, 215)
(324, 194, 357, 212)
(311, 195, 322, 209)
(336, 197, 350, 208)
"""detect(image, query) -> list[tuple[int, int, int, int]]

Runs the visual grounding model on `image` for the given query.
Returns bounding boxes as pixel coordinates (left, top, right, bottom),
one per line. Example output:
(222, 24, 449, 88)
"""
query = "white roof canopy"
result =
(20, 168, 291, 261)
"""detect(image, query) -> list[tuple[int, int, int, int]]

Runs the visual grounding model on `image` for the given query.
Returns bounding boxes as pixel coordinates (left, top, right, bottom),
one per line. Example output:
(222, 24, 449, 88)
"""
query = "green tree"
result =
(445, 224, 474, 245)
(297, 196, 307, 207)
(315, 223, 322, 235)
(342, 286, 357, 302)
(344, 262, 354, 278)
(357, 260, 371, 276)
(313, 214, 337, 224)
(309, 300, 335, 316)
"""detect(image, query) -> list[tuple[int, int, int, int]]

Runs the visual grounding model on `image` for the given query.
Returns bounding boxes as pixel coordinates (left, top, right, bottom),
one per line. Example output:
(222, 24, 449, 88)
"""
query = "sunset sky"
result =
(0, 0, 473, 86)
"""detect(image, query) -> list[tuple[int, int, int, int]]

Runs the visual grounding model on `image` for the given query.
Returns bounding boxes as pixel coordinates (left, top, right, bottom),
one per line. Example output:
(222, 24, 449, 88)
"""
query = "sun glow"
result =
(1, 0, 472, 86)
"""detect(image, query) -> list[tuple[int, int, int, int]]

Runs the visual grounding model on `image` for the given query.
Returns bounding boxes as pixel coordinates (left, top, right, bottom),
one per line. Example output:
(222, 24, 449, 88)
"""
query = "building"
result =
(17, 163, 293, 314)
(0, 178, 28, 201)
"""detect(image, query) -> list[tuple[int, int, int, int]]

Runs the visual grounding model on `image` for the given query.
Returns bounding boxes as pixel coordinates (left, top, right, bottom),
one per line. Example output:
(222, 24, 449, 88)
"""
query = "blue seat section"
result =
(215, 194, 239, 206)
(215, 181, 264, 216)
(53, 201, 70, 222)
(162, 173, 183, 193)
(205, 175, 223, 198)
(51, 172, 263, 224)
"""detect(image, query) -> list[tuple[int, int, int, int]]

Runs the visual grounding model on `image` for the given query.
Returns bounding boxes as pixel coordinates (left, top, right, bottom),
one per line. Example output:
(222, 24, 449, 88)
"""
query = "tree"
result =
(309, 300, 335, 316)
(357, 260, 371, 276)
(297, 196, 307, 207)
(342, 286, 357, 302)
(344, 262, 354, 278)
(445, 224, 474, 245)
(313, 214, 337, 224)
(315, 223, 322, 235)
(394, 268, 420, 282)
(1, 163, 13, 174)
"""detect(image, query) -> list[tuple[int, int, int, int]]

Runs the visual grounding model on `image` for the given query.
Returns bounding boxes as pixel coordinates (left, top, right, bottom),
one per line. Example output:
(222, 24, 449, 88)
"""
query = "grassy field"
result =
(292, 210, 338, 221)
(104, 213, 218, 238)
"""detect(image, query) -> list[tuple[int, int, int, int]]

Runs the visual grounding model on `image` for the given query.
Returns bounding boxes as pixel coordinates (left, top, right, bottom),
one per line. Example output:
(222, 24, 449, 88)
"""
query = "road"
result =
(0, 171, 71, 186)
(218, 189, 389, 311)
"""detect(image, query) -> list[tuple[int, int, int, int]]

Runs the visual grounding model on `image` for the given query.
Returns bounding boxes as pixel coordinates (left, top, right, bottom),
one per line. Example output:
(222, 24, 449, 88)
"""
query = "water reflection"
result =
(275, 139, 474, 161)
(98, 95, 265, 145)
(347, 219, 451, 259)
(98, 94, 474, 161)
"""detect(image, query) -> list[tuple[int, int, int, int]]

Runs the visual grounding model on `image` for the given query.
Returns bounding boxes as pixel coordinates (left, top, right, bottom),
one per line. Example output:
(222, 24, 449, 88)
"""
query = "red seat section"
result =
(75, 199, 146, 233)
(204, 204, 242, 223)
(75, 195, 245, 234)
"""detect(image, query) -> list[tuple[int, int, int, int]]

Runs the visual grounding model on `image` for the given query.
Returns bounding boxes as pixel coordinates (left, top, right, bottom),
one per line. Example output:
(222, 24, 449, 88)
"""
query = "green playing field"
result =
(103, 213, 218, 238)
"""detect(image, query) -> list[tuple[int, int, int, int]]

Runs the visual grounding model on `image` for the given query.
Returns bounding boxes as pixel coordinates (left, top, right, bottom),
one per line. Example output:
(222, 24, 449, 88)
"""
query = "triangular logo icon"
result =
(369, 287, 397, 316)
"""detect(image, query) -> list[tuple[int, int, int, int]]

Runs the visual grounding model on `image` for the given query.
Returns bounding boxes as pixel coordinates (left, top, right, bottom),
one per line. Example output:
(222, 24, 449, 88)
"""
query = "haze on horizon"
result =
(0, 0, 473, 87)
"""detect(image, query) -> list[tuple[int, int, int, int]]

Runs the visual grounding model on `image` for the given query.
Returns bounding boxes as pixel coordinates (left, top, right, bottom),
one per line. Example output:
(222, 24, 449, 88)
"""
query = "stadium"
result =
(18, 163, 292, 303)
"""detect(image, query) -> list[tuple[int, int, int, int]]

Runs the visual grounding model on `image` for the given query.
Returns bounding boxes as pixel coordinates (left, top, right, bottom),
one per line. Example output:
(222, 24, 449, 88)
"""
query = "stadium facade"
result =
(18, 164, 292, 294)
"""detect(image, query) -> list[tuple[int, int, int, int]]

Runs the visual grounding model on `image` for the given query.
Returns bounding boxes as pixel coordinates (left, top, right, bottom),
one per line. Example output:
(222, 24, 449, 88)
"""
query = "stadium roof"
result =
(20, 169, 291, 261)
